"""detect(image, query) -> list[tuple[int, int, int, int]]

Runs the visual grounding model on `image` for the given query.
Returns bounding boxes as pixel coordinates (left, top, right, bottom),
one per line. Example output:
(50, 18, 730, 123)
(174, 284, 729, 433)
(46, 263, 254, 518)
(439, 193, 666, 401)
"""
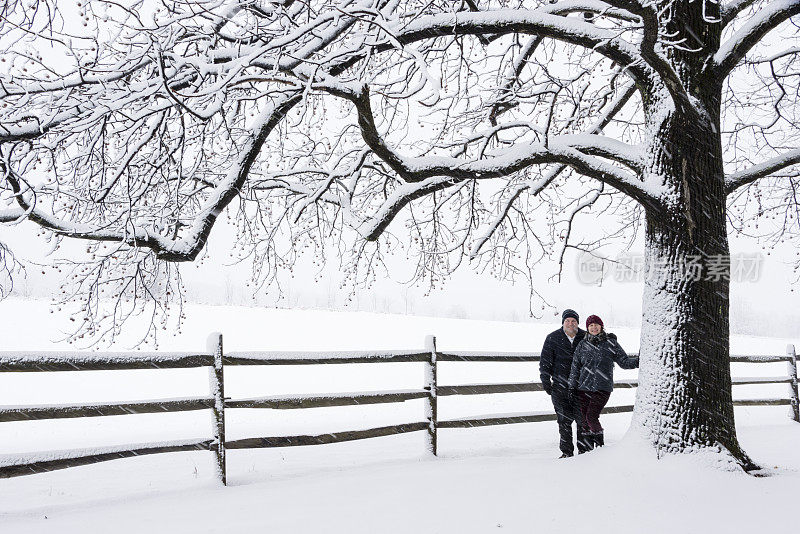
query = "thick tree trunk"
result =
(631, 83, 755, 469)
(626, 0, 757, 469)
(632, 207, 753, 468)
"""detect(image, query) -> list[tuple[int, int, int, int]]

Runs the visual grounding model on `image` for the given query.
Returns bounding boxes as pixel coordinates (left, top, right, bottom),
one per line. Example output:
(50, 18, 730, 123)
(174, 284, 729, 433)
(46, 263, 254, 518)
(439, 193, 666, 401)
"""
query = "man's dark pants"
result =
(551, 387, 590, 455)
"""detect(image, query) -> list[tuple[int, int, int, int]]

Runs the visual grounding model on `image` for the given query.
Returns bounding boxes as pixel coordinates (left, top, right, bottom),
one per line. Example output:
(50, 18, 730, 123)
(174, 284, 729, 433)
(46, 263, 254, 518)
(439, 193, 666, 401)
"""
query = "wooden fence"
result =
(1, 335, 797, 484)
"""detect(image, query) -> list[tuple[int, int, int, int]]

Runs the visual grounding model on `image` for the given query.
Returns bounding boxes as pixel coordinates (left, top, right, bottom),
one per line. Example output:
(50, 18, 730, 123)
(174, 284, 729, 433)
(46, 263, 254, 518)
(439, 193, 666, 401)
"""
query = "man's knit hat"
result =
(562, 309, 579, 323)
(586, 315, 604, 329)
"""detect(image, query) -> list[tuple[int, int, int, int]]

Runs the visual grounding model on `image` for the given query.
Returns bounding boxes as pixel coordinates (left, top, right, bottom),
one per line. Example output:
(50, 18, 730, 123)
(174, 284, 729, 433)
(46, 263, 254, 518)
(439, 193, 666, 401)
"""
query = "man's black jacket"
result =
(539, 327, 586, 393)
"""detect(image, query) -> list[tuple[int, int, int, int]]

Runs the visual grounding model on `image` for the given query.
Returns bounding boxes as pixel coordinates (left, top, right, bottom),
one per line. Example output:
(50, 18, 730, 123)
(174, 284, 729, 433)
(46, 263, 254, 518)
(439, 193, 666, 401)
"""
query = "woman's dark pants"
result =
(577, 390, 612, 449)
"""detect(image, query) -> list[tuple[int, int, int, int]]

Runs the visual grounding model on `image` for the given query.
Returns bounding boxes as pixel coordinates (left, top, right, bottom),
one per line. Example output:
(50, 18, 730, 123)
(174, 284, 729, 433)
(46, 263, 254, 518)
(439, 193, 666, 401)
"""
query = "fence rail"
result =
(0, 439, 214, 478)
(0, 353, 214, 372)
(0, 397, 216, 422)
(1, 337, 798, 484)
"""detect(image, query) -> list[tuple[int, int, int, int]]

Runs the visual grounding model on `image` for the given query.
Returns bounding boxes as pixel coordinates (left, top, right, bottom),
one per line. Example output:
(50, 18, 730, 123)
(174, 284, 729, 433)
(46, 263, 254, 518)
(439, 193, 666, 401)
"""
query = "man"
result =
(540, 309, 589, 457)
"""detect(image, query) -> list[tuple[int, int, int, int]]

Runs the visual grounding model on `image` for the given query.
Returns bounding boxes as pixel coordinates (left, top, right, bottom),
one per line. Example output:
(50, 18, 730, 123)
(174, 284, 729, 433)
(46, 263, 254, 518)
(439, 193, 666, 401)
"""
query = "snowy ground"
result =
(1, 299, 798, 533)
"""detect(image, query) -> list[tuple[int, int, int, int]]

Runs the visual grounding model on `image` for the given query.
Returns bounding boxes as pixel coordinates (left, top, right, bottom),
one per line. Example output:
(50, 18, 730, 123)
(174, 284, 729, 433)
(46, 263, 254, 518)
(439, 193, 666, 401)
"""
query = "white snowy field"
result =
(0, 298, 799, 533)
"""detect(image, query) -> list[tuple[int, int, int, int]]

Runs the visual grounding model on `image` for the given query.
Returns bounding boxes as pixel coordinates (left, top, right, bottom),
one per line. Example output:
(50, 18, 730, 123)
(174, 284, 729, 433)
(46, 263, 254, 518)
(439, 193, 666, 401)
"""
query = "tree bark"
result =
(631, 54, 755, 467)
(633, 202, 754, 468)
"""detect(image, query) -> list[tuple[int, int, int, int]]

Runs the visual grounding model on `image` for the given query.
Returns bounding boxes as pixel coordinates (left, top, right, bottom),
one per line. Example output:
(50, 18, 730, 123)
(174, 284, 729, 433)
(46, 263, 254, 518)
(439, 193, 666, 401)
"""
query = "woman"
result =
(568, 314, 638, 451)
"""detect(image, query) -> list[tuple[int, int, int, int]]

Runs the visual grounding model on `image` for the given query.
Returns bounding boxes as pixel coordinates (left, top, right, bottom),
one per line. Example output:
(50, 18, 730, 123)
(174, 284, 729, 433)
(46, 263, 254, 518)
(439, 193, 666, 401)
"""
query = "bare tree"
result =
(1, 0, 799, 468)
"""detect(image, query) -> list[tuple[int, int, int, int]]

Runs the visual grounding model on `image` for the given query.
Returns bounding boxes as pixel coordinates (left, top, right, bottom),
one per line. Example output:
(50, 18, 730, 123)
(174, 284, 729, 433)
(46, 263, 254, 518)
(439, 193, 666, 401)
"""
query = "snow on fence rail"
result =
(0, 337, 798, 484)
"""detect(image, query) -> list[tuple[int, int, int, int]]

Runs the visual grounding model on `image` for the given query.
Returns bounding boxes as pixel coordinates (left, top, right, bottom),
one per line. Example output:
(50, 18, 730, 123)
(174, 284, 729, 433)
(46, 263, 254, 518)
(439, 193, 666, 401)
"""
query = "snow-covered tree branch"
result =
(720, 0, 760, 26)
(713, 0, 800, 79)
(725, 148, 800, 194)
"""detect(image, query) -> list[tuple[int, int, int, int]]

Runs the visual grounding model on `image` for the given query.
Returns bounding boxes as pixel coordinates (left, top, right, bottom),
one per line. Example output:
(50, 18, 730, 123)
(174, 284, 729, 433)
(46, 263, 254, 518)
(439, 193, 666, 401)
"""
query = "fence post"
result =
(788, 344, 799, 423)
(424, 335, 438, 456)
(207, 332, 227, 485)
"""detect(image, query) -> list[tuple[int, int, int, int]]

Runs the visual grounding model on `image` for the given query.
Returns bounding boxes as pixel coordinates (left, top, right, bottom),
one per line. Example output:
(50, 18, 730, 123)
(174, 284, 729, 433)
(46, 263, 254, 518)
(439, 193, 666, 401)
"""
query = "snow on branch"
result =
(486, 2, 640, 124)
(393, 8, 656, 87)
(555, 133, 643, 171)
(713, 0, 800, 79)
(3, 164, 175, 252)
(356, 135, 657, 241)
(469, 167, 562, 260)
(3, 92, 302, 262)
(0, 210, 26, 223)
(725, 148, 800, 194)
(392, 4, 709, 119)
(471, 81, 639, 259)
(546, 0, 642, 22)
(720, 0, 761, 26)
(156, 92, 304, 261)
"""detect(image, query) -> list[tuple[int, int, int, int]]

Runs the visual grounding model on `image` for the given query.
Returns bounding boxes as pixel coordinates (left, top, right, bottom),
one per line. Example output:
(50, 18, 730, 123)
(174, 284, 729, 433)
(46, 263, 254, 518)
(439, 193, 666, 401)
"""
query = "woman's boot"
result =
(593, 431, 604, 447)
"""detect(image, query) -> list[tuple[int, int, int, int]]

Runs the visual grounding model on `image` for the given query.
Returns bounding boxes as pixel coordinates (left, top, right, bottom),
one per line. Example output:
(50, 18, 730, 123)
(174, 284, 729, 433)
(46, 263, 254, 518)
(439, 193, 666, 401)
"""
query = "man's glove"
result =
(542, 377, 553, 396)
